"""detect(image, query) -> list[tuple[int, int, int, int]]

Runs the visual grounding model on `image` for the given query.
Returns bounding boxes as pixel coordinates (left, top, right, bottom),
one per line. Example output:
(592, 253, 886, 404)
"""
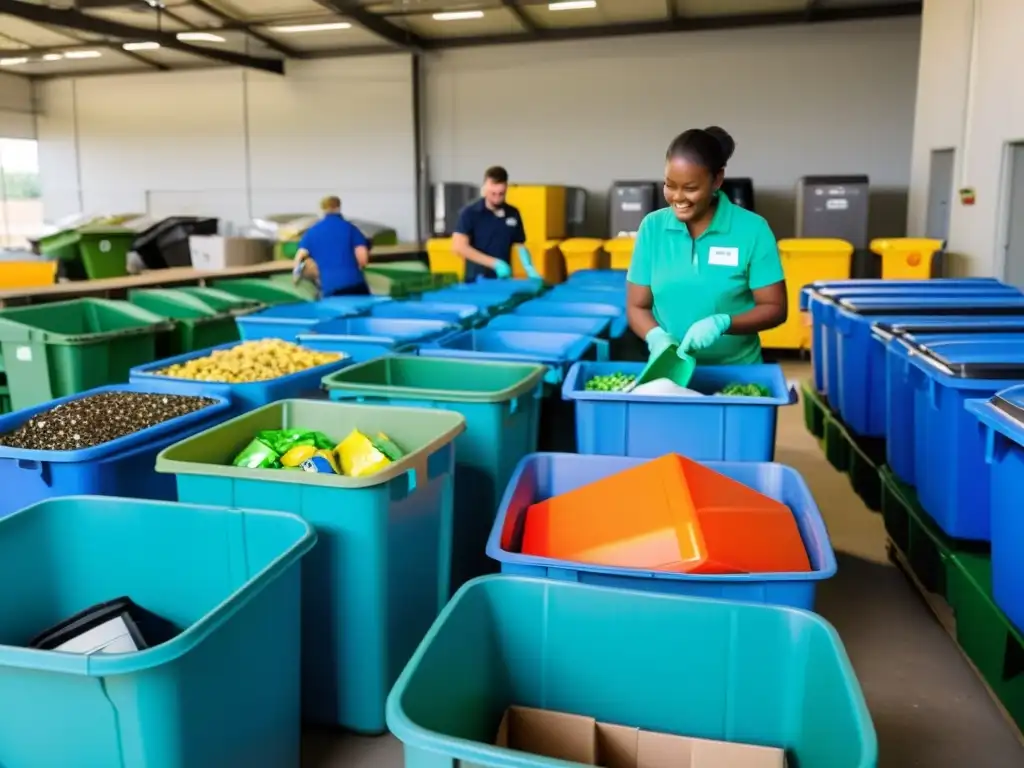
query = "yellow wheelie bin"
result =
(760, 238, 853, 351)
(427, 237, 465, 281)
(513, 240, 565, 284)
(871, 238, 943, 280)
(604, 237, 636, 270)
(560, 238, 608, 275)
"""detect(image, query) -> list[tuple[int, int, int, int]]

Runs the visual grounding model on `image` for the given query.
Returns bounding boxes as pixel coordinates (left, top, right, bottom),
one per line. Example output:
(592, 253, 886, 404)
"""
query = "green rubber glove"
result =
(681, 314, 731, 352)
(645, 326, 677, 359)
(492, 259, 512, 279)
(517, 246, 541, 279)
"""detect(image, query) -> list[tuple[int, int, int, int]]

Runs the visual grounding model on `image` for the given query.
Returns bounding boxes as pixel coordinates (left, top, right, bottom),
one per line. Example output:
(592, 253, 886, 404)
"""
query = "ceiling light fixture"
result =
(42, 54, 63, 62)
(549, 0, 597, 9)
(0, 57, 27, 66)
(123, 42, 161, 51)
(432, 11, 485, 21)
(269, 22, 352, 33)
(63, 50, 103, 59)
(176, 32, 226, 43)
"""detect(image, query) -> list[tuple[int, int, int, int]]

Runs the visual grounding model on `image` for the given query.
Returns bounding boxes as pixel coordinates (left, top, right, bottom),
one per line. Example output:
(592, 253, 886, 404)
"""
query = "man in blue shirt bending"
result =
(293, 195, 370, 297)
(453, 166, 540, 282)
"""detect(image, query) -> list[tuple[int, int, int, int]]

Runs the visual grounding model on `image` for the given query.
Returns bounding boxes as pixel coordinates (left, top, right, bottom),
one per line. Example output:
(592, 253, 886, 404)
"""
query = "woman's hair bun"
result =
(703, 126, 735, 164)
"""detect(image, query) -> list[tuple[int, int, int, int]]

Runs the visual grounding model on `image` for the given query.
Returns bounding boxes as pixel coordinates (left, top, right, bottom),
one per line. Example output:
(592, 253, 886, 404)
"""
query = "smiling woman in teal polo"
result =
(627, 126, 787, 365)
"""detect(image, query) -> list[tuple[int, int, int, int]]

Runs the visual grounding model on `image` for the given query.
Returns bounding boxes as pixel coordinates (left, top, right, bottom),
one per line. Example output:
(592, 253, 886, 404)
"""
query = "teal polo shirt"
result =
(627, 191, 784, 365)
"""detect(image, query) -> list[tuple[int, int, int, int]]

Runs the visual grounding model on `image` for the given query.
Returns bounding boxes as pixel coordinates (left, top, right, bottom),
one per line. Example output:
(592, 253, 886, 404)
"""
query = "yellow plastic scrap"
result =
(337, 429, 392, 478)
(280, 444, 318, 468)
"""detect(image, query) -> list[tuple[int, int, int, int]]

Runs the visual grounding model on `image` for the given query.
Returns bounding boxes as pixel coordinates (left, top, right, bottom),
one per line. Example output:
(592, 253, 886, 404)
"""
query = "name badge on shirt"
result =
(506, 217, 518, 227)
(708, 247, 739, 267)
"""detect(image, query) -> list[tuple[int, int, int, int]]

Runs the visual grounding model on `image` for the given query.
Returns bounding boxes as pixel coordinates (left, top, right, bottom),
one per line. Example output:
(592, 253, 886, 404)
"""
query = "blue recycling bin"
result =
(487, 314, 612, 361)
(874, 318, 1024, 484)
(235, 301, 365, 342)
(566, 268, 627, 287)
(369, 300, 483, 328)
(129, 341, 352, 415)
(418, 288, 518, 316)
(0, 384, 231, 518)
(822, 291, 1024, 407)
(803, 278, 1008, 395)
(513, 299, 628, 339)
(967, 386, 1024, 634)
(906, 335, 1024, 540)
(452, 277, 545, 298)
(832, 296, 1024, 436)
(297, 316, 458, 356)
(545, 285, 626, 306)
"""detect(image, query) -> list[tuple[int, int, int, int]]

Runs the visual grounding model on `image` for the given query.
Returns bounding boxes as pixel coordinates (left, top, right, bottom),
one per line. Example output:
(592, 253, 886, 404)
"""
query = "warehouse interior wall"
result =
(34, 55, 418, 240)
(908, 0, 1024, 278)
(0, 72, 34, 140)
(425, 17, 921, 240)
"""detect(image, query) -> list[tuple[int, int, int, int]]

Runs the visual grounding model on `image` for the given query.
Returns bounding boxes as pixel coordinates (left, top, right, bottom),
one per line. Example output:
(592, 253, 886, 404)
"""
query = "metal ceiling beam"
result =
(186, 0, 301, 59)
(314, 0, 424, 50)
(501, 1, 539, 35)
(0, 0, 284, 74)
(423, 1, 923, 50)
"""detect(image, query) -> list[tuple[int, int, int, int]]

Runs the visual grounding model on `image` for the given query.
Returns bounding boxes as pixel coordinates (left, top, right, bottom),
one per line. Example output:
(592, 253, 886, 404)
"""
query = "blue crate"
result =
(452, 277, 545, 297)
(369, 300, 483, 328)
(418, 288, 518, 315)
(387, 577, 874, 768)
(563, 362, 794, 461)
(298, 316, 458, 356)
(129, 341, 352, 414)
(322, 356, 545, 594)
(157, 399, 465, 734)
(545, 284, 626, 306)
(967, 387, 1024, 633)
(235, 301, 365, 342)
(513, 299, 628, 338)
(0, 495, 314, 768)
(487, 314, 611, 360)
(488, 454, 833, 609)
(907, 336, 1024, 540)
(318, 295, 392, 313)
(0, 384, 231, 518)
(822, 291, 1024, 402)
(566, 268, 627, 287)
(805, 280, 1012, 395)
(874, 319, 1024, 485)
(419, 329, 597, 385)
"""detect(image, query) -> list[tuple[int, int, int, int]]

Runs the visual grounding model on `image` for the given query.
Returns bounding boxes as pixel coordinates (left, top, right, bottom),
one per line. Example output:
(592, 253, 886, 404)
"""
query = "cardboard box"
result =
(484, 706, 786, 768)
(189, 235, 273, 270)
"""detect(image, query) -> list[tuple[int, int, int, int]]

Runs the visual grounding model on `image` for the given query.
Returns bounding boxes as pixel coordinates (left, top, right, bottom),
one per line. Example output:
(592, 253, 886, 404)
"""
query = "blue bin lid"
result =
(240, 301, 358, 324)
(370, 301, 480, 323)
(451, 278, 543, 296)
(842, 294, 1024, 316)
(546, 286, 625, 305)
(307, 316, 454, 342)
(980, 385, 1024, 433)
(873, 316, 1024, 340)
(487, 313, 611, 338)
(434, 329, 593, 363)
(903, 336, 1024, 378)
(515, 299, 621, 317)
(420, 289, 511, 309)
(801, 278, 1003, 311)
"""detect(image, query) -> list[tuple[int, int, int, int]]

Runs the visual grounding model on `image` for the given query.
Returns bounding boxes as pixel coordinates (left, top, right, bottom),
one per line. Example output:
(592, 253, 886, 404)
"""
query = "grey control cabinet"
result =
(609, 181, 663, 238)
(795, 175, 870, 248)
(431, 183, 478, 237)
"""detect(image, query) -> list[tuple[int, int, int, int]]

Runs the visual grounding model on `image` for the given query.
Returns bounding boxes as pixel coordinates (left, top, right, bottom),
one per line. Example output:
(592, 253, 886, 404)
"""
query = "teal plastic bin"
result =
(322, 355, 545, 593)
(0, 496, 315, 768)
(156, 399, 465, 734)
(387, 577, 876, 768)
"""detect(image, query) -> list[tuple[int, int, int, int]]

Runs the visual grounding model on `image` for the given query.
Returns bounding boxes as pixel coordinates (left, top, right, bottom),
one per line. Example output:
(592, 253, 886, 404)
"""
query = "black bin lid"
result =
(903, 336, 1024, 379)
(843, 295, 1024, 316)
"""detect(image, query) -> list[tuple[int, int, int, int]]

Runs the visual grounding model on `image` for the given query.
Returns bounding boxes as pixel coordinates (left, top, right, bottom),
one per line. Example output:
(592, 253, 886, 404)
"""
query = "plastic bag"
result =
(233, 438, 281, 469)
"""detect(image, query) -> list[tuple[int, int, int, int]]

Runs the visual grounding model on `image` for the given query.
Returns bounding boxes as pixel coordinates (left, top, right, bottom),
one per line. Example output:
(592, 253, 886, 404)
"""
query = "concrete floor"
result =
(301, 362, 1024, 767)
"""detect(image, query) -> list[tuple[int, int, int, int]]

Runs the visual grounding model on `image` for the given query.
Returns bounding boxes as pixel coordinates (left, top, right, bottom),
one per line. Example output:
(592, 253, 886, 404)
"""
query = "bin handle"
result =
(593, 337, 610, 362)
(928, 378, 939, 411)
(16, 459, 50, 486)
(545, 567, 579, 582)
(984, 427, 997, 466)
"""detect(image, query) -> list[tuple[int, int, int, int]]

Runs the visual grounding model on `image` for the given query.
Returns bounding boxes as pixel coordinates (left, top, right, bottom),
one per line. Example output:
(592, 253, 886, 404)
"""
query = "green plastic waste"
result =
(631, 343, 696, 391)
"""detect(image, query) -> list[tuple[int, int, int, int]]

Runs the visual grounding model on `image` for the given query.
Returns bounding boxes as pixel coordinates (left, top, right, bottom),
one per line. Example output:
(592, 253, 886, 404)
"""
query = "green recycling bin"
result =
(0, 298, 172, 411)
(129, 288, 244, 356)
(211, 278, 311, 306)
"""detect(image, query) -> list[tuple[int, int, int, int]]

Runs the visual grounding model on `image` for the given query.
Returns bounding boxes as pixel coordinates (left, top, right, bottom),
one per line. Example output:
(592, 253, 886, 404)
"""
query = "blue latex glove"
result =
(645, 326, 677, 359)
(492, 259, 512, 279)
(517, 246, 541, 279)
(681, 314, 731, 352)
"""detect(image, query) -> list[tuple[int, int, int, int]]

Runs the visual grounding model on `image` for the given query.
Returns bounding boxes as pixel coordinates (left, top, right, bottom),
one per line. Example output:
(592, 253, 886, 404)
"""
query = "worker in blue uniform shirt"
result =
(292, 195, 370, 297)
(452, 165, 540, 282)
